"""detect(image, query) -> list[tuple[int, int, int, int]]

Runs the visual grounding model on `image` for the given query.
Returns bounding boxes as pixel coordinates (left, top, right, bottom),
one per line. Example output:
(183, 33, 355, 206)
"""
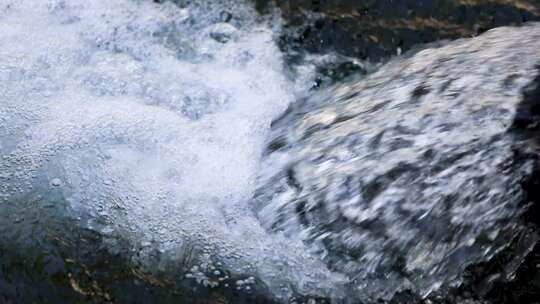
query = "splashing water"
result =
(3, 0, 540, 302)
(254, 23, 540, 301)
(0, 0, 344, 300)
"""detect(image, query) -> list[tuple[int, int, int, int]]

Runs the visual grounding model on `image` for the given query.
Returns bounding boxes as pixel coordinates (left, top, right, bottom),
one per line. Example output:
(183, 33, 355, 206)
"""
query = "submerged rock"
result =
(255, 23, 540, 302)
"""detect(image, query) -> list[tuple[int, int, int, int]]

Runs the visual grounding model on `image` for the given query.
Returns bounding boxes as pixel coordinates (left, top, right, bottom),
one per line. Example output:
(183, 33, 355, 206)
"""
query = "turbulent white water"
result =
(0, 0, 343, 300)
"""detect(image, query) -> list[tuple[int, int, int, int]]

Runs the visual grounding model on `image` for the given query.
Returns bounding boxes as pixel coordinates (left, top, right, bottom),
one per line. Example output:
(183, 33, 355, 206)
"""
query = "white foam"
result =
(0, 0, 341, 299)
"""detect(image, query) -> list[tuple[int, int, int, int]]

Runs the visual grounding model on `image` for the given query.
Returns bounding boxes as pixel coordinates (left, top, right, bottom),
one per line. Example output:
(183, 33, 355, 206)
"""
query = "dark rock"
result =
(0, 197, 274, 304)
(255, 0, 540, 62)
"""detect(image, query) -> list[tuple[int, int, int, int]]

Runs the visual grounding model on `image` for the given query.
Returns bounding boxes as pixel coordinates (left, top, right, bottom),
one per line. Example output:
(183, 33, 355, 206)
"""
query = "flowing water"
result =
(1, 0, 539, 303)
(0, 0, 347, 301)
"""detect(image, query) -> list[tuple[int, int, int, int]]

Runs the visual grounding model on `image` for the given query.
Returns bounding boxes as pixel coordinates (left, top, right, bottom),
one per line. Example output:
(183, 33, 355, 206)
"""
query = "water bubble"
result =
(50, 178, 62, 187)
(209, 23, 238, 43)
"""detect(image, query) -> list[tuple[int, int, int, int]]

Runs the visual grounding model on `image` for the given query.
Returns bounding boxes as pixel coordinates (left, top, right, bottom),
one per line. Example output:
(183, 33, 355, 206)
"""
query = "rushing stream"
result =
(0, 0, 346, 301)
(1, 0, 540, 303)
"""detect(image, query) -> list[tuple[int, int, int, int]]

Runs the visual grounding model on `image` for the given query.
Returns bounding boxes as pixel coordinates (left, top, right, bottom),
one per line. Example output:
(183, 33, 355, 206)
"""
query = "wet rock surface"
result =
(255, 23, 540, 303)
(256, 0, 540, 62)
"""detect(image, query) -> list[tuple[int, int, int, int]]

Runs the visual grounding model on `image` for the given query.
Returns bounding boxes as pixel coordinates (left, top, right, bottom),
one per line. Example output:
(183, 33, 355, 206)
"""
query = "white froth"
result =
(0, 0, 341, 299)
